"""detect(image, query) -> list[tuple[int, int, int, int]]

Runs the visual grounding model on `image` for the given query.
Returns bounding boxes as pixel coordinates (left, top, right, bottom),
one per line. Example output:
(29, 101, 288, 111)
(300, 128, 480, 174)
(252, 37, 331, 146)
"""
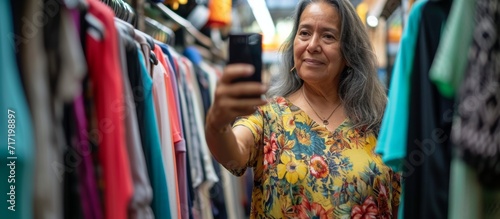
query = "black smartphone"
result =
(228, 33, 262, 83)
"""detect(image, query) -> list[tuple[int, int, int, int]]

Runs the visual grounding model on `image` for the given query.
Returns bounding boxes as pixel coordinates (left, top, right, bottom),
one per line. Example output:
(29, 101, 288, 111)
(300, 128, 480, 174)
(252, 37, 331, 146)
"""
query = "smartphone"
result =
(228, 33, 262, 83)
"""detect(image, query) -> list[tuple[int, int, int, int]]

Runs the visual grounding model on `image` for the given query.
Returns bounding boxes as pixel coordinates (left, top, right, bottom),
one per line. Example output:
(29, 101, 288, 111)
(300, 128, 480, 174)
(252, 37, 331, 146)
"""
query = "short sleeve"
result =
(228, 108, 264, 176)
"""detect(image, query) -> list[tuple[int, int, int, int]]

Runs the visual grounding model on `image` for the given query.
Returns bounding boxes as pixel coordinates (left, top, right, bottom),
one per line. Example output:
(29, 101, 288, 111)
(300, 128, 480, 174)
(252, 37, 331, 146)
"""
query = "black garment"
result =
(404, 1, 453, 219)
(63, 103, 84, 219)
(210, 159, 228, 219)
(121, 30, 147, 145)
(194, 65, 212, 116)
(452, 0, 500, 188)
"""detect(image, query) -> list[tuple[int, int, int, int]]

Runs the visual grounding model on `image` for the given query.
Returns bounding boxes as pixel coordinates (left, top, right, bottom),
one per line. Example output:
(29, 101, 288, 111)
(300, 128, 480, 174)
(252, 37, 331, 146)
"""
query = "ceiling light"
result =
(247, 0, 276, 44)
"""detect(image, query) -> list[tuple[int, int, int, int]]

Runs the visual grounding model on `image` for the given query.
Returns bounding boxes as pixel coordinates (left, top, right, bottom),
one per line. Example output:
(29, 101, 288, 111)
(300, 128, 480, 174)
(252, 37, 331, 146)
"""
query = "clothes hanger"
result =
(135, 30, 159, 67)
(145, 17, 176, 46)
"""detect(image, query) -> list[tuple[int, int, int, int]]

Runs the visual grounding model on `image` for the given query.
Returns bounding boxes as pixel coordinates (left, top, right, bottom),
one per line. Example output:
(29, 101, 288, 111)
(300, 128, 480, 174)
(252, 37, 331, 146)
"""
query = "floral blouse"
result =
(231, 97, 401, 219)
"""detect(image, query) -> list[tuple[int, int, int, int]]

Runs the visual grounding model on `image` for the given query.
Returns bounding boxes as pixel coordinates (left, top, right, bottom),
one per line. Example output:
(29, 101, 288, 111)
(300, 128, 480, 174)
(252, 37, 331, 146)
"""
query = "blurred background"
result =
(2, 0, 499, 219)
(140, 0, 409, 88)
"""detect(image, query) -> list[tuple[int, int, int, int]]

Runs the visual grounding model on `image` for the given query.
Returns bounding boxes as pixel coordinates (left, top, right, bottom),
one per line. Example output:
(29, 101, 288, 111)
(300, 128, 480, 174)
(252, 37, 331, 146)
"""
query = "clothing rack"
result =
(152, 2, 225, 61)
(101, 0, 137, 27)
(145, 16, 176, 46)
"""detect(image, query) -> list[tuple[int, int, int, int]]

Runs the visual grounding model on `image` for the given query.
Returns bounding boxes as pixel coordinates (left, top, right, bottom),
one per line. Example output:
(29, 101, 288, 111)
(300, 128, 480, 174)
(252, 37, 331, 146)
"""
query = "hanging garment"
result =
(452, 0, 500, 188)
(62, 5, 104, 219)
(63, 104, 85, 219)
(448, 153, 482, 219)
(15, 0, 64, 218)
(173, 51, 205, 191)
(116, 21, 155, 219)
(181, 58, 219, 219)
(448, 151, 500, 219)
(154, 44, 190, 219)
(151, 45, 180, 219)
(198, 60, 239, 219)
(134, 30, 153, 75)
(136, 48, 172, 219)
(429, 0, 475, 98)
(175, 52, 208, 219)
(55, 6, 89, 219)
(0, 1, 35, 218)
(183, 46, 229, 219)
(181, 58, 219, 188)
(404, 1, 454, 219)
(85, 0, 134, 218)
(376, 1, 428, 172)
(161, 44, 192, 219)
(73, 94, 103, 219)
(155, 45, 183, 146)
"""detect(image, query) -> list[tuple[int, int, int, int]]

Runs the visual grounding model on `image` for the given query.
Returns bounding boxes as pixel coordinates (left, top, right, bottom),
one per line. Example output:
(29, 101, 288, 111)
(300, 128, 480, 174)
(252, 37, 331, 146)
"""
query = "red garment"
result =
(85, 1, 133, 218)
(154, 45, 182, 144)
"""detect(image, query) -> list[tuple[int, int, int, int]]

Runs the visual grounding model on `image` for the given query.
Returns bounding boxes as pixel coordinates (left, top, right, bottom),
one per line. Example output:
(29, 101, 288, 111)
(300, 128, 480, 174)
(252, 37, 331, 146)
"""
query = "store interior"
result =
(1, 0, 499, 218)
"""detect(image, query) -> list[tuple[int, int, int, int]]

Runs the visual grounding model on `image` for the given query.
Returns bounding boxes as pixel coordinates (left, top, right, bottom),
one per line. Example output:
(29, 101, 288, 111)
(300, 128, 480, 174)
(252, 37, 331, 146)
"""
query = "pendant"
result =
(323, 120, 329, 125)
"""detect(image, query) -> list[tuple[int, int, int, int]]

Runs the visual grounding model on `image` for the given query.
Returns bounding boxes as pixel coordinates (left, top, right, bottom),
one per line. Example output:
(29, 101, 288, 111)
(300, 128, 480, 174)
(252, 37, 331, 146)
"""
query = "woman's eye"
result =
(299, 31, 309, 36)
(324, 34, 335, 39)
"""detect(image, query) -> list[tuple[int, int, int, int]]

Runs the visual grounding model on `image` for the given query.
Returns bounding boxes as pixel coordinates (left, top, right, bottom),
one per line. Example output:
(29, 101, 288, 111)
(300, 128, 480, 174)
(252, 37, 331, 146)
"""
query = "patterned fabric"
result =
(452, 0, 500, 188)
(232, 97, 401, 219)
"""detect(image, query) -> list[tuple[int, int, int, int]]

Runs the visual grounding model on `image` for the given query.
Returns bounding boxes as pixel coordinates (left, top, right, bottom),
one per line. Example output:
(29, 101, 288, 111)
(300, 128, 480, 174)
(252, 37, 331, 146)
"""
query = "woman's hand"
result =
(207, 64, 268, 131)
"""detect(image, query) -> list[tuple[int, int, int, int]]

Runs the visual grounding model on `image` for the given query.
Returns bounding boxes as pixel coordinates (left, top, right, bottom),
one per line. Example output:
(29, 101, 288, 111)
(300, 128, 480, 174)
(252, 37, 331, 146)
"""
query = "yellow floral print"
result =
(232, 97, 401, 219)
(277, 153, 308, 184)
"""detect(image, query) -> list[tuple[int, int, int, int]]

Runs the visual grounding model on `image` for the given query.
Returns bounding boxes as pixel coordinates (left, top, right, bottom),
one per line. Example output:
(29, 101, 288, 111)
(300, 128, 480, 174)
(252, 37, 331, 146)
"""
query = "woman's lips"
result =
(303, 58, 324, 66)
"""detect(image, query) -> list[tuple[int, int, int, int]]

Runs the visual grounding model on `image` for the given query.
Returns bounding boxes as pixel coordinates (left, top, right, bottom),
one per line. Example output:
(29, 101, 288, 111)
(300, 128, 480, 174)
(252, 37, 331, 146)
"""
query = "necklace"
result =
(302, 87, 341, 126)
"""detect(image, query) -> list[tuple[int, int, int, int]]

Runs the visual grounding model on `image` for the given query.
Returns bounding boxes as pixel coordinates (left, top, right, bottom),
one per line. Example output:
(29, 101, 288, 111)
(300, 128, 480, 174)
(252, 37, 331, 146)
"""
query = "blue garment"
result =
(137, 49, 172, 219)
(0, 1, 35, 218)
(183, 46, 203, 66)
(376, 0, 428, 172)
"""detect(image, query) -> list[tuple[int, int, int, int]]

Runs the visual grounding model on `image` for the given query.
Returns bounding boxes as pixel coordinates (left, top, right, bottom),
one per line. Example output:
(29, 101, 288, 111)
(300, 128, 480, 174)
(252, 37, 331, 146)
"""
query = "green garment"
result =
(449, 154, 500, 219)
(0, 1, 35, 218)
(429, 0, 475, 98)
(137, 50, 172, 218)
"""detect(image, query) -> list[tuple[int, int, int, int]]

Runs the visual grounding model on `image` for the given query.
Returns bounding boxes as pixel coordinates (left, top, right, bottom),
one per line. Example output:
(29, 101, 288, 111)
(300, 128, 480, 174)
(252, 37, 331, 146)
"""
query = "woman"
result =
(205, 0, 401, 218)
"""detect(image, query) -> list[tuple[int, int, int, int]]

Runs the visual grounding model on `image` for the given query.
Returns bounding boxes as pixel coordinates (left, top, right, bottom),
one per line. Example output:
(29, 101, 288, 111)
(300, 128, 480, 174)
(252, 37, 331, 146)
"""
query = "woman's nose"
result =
(306, 34, 321, 53)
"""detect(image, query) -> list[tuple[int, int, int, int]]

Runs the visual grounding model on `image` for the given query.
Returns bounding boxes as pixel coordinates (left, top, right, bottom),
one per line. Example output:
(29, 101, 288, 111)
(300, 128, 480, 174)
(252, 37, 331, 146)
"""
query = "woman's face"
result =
(293, 2, 346, 85)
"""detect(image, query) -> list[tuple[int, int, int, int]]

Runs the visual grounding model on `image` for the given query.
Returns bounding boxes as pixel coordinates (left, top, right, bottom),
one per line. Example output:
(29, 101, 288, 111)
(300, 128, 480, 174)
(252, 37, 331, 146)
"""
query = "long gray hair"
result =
(267, 0, 387, 133)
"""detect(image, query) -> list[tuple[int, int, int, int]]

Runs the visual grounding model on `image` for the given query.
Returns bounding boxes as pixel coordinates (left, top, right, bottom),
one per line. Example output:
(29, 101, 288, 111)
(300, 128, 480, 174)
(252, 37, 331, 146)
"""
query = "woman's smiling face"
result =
(293, 1, 346, 85)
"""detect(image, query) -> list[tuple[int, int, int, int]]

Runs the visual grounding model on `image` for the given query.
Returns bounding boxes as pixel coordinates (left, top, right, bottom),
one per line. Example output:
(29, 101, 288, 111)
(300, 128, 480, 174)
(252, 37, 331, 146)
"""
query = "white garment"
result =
(199, 62, 218, 106)
(152, 60, 179, 219)
(181, 58, 219, 219)
(182, 58, 219, 186)
(220, 169, 245, 219)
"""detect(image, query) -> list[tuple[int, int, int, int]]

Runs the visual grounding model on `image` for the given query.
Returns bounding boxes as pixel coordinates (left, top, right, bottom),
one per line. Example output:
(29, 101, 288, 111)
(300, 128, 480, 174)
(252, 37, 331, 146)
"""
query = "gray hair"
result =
(267, 0, 387, 133)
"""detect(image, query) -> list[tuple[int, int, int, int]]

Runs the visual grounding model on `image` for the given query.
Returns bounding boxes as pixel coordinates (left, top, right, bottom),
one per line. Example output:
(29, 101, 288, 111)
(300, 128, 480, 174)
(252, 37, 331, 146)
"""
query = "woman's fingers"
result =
(219, 64, 254, 84)
(214, 93, 266, 115)
(208, 63, 268, 128)
(218, 81, 267, 98)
